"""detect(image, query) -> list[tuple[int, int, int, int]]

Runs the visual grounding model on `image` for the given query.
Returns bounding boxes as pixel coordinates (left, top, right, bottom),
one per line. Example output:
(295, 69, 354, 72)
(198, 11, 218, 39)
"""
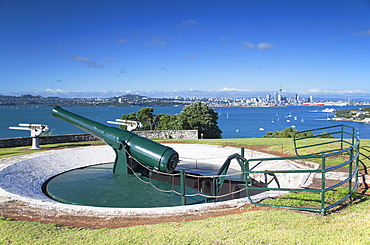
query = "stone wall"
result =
(0, 130, 198, 148)
(0, 133, 100, 148)
(133, 130, 198, 140)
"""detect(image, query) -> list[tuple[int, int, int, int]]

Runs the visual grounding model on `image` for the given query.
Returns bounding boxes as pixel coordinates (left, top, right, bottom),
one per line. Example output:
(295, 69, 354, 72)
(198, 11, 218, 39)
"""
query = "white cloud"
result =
(241, 41, 275, 50)
(45, 88, 66, 93)
(354, 30, 370, 36)
(242, 41, 255, 49)
(66, 55, 103, 68)
(117, 38, 129, 43)
(104, 57, 117, 62)
(116, 68, 127, 76)
(180, 20, 198, 26)
(184, 55, 197, 60)
(153, 37, 166, 46)
(257, 43, 275, 50)
(146, 36, 173, 47)
(275, 52, 285, 57)
(302, 88, 369, 95)
(219, 87, 255, 92)
(37, 89, 133, 98)
(330, 36, 340, 41)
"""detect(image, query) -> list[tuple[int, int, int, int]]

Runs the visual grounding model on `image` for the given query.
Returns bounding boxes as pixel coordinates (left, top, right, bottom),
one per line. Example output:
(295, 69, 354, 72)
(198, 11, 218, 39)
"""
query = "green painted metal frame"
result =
(177, 124, 359, 215)
(205, 153, 248, 202)
(242, 124, 360, 215)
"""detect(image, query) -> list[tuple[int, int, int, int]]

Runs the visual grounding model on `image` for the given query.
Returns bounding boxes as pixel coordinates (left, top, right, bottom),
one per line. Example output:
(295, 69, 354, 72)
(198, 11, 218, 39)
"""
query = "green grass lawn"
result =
(0, 138, 369, 244)
(0, 141, 104, 159)
(1, 197, 369, 244)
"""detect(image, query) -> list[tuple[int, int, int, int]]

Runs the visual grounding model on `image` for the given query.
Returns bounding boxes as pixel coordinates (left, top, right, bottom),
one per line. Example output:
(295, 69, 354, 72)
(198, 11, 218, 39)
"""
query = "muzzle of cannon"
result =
(52, 106, 179, 174)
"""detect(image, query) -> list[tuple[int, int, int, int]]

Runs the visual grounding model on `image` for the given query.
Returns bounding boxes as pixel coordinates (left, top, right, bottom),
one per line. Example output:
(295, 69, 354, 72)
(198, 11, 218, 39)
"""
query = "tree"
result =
(119, 102, 222, 138)
(177, 101, 222, 139)
(263, 128, 314, 138)
(120, 107, 155, 130)
(318, 131, 334, 138)
(136, 107, 155, 130)
(156, 114, 181, 130)
(335, 109, 353, 119)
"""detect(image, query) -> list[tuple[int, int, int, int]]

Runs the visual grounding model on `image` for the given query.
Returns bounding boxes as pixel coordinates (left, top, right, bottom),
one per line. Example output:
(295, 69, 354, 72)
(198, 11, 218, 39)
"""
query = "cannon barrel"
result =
(52, 106, 178, 173)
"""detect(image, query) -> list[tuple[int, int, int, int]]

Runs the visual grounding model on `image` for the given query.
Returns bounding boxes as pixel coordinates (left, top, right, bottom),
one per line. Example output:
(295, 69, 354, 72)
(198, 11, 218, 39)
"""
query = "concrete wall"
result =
(0, 130, 198, 148)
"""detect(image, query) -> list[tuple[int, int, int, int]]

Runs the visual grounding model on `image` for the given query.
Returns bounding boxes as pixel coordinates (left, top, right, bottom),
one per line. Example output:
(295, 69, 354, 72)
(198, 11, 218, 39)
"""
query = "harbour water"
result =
(1, 105, 369, 139)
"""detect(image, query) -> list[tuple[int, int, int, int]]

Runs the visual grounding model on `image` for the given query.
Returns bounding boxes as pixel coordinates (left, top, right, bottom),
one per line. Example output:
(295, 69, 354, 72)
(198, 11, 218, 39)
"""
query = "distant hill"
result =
(0, 94, 195, 107)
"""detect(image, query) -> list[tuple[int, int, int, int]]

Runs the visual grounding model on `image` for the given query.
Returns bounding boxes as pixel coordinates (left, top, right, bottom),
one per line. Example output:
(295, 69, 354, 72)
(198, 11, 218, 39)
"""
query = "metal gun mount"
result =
(107, 119, 142, 131)
(52, 106, 178, 174)
(9, 123, 50, 149)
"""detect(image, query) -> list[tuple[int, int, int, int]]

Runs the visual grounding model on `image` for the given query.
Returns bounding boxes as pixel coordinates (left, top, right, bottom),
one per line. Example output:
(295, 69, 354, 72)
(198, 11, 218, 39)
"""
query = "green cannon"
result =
(52, 106, 179, 174)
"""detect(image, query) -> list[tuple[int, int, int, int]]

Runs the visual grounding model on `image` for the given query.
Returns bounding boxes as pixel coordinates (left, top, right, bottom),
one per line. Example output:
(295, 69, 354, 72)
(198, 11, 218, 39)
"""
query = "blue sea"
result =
(1, 105, 370, 139)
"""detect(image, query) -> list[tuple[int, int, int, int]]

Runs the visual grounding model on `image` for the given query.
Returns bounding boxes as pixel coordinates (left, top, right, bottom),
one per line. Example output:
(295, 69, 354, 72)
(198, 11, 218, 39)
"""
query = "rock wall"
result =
(133, 130, 198, 140)
(0, 133, 100, 148)
(0, 130, 198, 148)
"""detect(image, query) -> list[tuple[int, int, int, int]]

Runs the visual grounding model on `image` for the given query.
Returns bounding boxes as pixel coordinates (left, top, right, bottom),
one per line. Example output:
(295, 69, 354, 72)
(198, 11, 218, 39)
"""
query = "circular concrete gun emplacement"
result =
(0, 144, 316, 216)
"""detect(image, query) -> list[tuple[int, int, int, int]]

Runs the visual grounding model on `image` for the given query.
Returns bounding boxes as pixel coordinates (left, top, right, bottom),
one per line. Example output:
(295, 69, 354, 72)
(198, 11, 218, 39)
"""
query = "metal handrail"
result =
(244, 124, 360, 215)
(125, 124, 360, 215)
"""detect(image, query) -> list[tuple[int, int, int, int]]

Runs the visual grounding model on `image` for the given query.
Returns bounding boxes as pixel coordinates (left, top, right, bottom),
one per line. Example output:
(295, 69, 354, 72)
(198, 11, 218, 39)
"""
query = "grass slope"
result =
(1, 199, 369, 244)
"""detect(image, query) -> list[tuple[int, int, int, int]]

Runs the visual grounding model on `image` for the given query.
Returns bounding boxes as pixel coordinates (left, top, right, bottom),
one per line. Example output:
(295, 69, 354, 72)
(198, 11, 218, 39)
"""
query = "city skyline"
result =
(1, 0, 370, 99)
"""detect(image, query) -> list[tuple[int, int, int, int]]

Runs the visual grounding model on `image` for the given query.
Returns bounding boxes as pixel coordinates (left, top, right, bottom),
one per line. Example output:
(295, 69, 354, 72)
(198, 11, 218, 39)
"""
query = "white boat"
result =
(322, 108, 335, 113)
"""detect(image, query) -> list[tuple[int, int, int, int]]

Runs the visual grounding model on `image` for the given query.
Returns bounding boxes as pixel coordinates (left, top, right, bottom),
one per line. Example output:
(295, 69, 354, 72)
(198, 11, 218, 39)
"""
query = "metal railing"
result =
(128, 124, 360, 215)
(244, 124, 360, 215)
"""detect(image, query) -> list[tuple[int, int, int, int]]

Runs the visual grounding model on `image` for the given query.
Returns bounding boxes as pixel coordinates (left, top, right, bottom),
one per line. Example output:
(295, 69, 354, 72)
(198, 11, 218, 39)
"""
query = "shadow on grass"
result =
(328, 194, 370, 214)
(41, 143, 102, 149)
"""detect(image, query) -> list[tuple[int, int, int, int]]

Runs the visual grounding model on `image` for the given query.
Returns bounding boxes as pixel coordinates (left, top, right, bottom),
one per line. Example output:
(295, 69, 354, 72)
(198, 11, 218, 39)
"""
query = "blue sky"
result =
(1, 0, 370, 99)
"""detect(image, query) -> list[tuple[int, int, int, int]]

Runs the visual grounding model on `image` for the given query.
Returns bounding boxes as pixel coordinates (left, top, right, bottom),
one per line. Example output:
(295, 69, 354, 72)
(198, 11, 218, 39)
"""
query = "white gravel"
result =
(0, 144, 317, 217)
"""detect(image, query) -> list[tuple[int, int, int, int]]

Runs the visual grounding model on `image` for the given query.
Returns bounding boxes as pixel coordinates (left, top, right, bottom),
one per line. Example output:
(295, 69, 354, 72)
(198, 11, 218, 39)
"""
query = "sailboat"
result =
(226, 112, 229, 118)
